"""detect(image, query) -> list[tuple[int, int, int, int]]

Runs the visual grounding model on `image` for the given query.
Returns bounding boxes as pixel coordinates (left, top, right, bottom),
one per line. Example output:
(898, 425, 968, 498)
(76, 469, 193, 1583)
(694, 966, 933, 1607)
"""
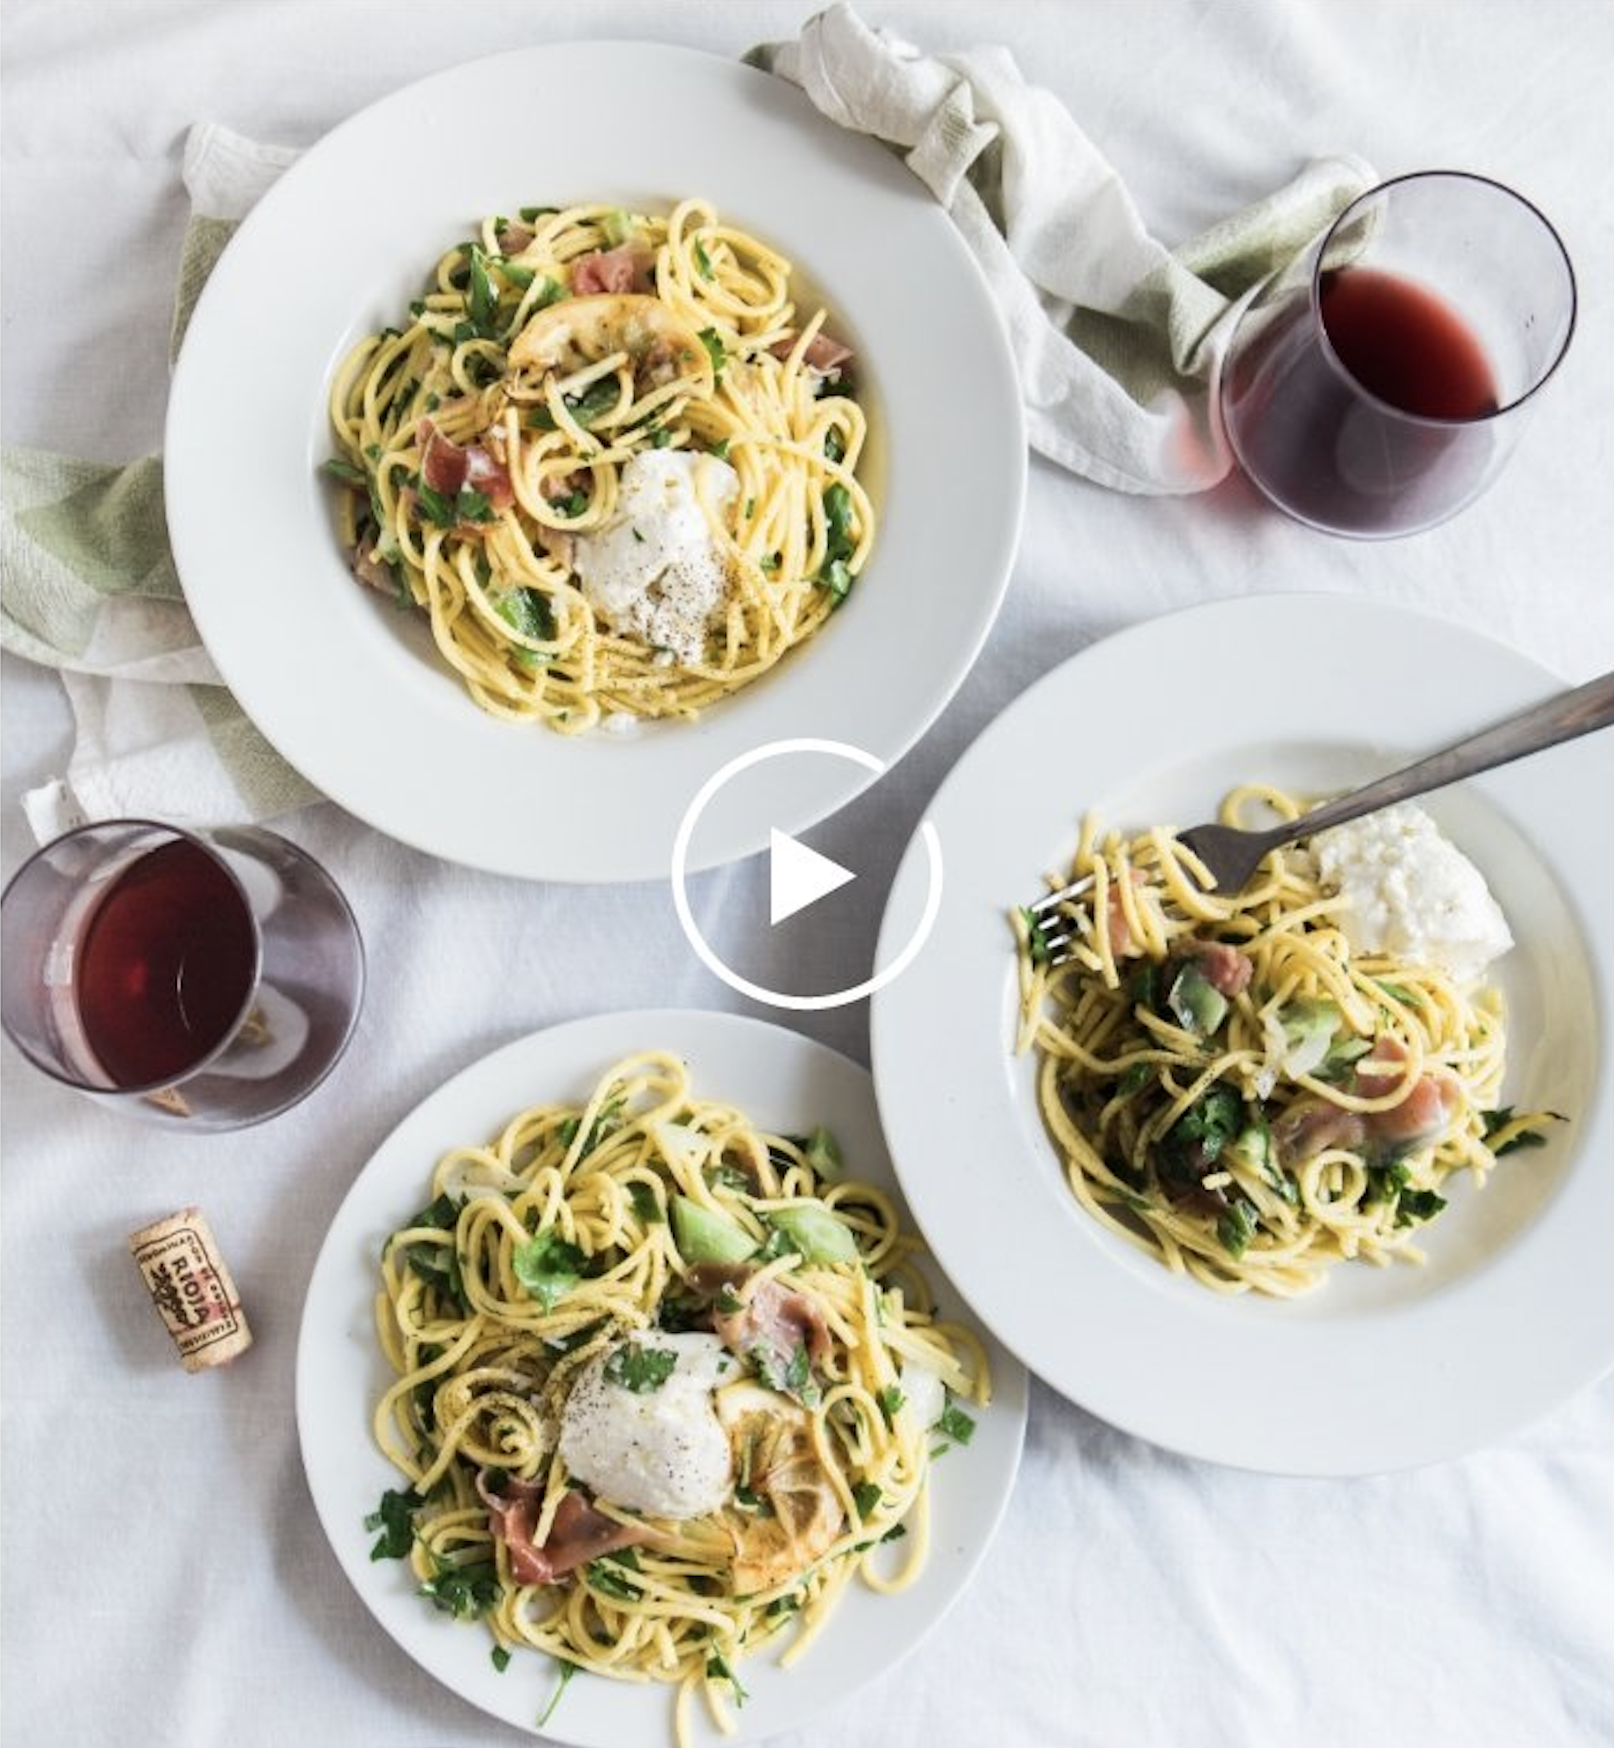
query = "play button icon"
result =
(769, 828, 855, 925)
(670, 736, 944, 1011)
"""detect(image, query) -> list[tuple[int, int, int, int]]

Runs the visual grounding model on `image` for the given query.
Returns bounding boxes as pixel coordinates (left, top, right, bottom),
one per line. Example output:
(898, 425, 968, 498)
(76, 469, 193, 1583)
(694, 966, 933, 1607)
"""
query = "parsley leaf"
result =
(418, 1555, 499, 1618)
(536, 1660, 578, 1728)
(602, 1341, 678, 1394)
(512, 1228, 586, 1311)
(364, 1487, 421, 1560)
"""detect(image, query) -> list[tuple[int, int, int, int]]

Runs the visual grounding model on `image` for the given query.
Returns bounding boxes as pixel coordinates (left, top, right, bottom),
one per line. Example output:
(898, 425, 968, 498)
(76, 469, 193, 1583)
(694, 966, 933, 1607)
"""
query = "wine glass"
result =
(1, 820, 364, 1130)
(1219, 170, 1576, 538)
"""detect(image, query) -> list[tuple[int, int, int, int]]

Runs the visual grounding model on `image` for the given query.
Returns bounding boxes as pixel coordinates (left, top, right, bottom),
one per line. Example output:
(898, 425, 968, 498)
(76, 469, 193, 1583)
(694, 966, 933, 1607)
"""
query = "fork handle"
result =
(1272, 669, 1614, 845)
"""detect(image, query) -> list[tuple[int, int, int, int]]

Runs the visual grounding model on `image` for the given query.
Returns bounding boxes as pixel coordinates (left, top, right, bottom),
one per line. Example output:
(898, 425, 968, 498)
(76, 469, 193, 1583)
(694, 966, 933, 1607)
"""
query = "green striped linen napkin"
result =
(1, 125, 316, 841)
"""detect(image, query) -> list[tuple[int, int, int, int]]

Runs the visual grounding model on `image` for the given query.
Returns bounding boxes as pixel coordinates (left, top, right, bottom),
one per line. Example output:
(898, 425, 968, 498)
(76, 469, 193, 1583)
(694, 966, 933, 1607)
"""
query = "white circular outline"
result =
(670, 737, 944, 1011)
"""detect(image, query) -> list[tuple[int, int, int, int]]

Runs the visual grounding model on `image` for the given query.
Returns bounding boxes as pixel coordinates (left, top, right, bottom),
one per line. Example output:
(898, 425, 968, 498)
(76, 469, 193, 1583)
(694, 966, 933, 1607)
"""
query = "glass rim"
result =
(0, 817, 265, 1099)
(1308, 167, 1578, 426)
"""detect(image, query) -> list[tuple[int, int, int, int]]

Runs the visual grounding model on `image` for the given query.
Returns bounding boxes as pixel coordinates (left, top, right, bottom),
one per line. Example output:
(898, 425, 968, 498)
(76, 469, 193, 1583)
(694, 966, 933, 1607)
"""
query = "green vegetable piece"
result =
(764, 1204, 857, 1266)
(671, 1195, 757, 1266)
(1217, 1199, 1259, 1259)
(512, 1227, 586, 1310)
(1279, 997, 1341, 1078)
(602, 207, 634, 247)
(804, 1125, 843, 1180)
(1167, 962, 1227, 1034)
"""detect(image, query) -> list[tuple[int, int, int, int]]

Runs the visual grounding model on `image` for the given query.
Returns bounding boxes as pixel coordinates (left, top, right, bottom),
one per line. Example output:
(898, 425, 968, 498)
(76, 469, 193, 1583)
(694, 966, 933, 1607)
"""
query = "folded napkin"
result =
(2, 8, 1373, 840)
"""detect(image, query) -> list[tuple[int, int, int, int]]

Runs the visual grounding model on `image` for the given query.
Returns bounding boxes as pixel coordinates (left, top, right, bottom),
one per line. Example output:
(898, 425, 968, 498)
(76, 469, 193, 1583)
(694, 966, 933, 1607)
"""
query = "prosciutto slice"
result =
(712, 1276, 831, 1394)
(417, 418, 513, 513)
(476, 1470, 645, 1585)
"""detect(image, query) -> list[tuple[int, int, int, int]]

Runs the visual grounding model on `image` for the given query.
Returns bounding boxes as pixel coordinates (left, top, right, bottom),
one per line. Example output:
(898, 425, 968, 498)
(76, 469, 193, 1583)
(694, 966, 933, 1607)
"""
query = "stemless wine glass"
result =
(0, 820, 364, 1130)
(1219, 170, 1576, 537)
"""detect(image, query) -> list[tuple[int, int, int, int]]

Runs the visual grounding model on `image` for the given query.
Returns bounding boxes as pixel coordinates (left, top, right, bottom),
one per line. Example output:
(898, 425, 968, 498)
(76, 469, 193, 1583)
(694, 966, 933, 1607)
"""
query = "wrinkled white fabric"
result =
(753, 3, 1374, 490)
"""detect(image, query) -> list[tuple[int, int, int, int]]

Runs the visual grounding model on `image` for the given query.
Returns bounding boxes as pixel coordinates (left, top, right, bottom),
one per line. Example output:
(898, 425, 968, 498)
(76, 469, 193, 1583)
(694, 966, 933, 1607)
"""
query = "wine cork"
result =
(128, 1206, 253, 1371)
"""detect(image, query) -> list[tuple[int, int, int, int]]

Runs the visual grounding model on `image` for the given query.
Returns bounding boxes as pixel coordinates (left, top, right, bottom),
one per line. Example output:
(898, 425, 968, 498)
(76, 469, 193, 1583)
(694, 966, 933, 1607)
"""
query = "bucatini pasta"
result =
(366, 1049, 989, 1743)
(1015, 785, 1560, 1296)
(326, 198, 873, 733)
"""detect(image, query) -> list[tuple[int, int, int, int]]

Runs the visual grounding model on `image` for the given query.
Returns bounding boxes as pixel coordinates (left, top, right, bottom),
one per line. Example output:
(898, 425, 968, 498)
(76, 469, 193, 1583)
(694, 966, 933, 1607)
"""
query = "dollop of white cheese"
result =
(571, 449, 738, 665)
(1311, 802, 1513, 984)
(558, 1330, 735, 1520)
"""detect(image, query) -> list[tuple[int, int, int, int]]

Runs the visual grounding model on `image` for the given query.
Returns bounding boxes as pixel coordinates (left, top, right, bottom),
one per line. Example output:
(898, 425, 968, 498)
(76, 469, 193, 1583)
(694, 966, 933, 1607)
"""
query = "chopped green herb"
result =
(512, 1228, 586, 1311)
(418, 1555, 500, 1619)
(1216, 1199, 1258, 1259)
(491, 1646, 511, 1674)
(536, 1660, 578, 1728)
(603, 1340, 679, 1394)
(584, 1558, 644, 1600)
(364, 1486, 421, 1560)
(876, 1382, 905, 1427)
(697, 327, 727, 380)
(705, 1650, 749, 1707)
(627, 1181, 664, 1224)
(693, 237, 715, 279)
(1395, 1187, 1448, 1226)
(323, 456, 368, 488)
(935, 1400, 976, 1448)
(852, 1481, 882, 1519)
(1482, 1106, 1566, 1156)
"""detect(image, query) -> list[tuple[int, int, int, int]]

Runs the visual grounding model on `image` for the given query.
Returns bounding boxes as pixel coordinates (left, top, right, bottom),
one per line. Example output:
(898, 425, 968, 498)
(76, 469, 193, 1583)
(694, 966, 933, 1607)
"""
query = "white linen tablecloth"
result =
(3, 4, 1610, 1746)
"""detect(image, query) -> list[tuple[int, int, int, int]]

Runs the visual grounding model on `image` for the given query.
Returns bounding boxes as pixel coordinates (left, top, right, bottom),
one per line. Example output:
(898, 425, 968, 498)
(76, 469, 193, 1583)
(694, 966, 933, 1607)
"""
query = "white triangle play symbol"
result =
(769, 827, 856, 926)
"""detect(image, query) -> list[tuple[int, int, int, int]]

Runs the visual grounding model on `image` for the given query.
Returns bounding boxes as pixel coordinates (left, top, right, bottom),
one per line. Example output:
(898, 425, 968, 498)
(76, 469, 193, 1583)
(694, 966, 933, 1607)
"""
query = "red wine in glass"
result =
(75, 837, 258, 1088)
(1223, 265, 1507, 536)
(1318, 267, 1500, 421)
(1, 821, 363, 1129)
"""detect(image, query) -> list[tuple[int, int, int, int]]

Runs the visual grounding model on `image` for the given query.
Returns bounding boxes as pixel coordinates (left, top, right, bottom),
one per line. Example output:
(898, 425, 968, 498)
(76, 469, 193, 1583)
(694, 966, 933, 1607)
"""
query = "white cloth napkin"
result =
(1, 9, 1375, 839)
(750, 3, 1375, 492)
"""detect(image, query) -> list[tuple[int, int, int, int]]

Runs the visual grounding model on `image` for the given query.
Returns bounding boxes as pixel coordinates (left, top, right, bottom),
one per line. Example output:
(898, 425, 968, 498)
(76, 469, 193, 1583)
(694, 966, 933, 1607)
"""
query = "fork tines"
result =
(1024, 872, 1095, 967)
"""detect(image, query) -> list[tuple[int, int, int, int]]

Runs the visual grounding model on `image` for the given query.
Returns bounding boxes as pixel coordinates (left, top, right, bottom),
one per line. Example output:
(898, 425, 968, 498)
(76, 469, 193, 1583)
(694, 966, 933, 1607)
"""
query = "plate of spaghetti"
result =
(166, 43, 1024, 881)
(295, 1009, 1027, 1745)
(870, 593, 1614, 1474)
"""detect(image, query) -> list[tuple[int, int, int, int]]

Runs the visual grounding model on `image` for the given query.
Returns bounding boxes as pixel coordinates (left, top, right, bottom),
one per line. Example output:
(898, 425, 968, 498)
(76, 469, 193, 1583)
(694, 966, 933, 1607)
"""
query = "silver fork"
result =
(1025, 669, 1614, 966)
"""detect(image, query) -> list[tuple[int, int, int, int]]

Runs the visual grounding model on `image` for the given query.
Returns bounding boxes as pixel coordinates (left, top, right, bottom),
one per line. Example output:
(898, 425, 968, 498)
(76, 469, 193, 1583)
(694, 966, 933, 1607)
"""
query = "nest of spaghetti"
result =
(1014, 787, 1560, 1297)
(326, 198, 873, 733)
(367, 1050, 988, 1742)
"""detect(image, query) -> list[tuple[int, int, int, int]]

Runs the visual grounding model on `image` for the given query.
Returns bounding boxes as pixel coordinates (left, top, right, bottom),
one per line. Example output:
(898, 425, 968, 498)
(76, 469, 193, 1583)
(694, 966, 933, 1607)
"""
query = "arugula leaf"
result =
(512, 1228, 586, 1311)
(602, 1340, 678, 1394)
(364, 1487, 421, 1561)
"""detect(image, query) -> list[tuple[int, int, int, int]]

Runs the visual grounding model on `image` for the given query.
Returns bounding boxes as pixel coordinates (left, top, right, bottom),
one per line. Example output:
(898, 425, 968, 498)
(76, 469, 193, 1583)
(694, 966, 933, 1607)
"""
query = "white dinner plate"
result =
(295, 1008, 1028, 1744)
(166, 43, 1024, 882)
(871, 593, 1613, 1475)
